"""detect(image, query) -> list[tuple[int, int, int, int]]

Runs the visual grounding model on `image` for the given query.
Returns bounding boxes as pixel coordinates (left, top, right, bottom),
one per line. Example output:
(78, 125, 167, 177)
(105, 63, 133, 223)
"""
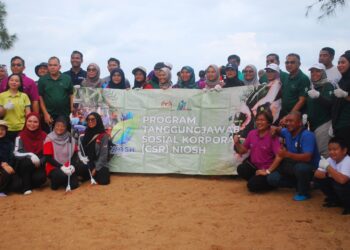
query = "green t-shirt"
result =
(38, 73, 73, 118)
(306, 82, 334, 131)
(281, 70, 310, 115)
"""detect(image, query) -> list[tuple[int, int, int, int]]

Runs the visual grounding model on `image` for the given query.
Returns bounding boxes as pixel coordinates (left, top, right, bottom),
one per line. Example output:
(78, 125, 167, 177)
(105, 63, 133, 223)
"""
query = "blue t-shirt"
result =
(281, 128, 320, 168)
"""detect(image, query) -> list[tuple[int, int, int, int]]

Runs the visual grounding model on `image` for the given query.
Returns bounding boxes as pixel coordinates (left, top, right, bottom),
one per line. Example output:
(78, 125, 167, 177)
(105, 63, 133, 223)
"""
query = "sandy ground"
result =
(1, 174, 349, 250)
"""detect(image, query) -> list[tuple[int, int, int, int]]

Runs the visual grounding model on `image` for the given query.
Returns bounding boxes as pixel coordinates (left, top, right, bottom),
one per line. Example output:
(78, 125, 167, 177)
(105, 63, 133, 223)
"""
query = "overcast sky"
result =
(1, 0, 349, 83)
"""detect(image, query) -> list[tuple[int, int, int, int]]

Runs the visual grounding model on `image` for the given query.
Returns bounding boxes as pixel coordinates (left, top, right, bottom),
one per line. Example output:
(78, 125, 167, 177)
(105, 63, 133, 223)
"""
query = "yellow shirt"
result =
(0, 90, 31, 131)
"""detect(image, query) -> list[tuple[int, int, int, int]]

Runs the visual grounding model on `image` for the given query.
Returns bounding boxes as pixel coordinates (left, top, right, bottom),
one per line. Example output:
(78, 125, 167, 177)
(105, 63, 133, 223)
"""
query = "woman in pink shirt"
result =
(234, 107, 282, 192)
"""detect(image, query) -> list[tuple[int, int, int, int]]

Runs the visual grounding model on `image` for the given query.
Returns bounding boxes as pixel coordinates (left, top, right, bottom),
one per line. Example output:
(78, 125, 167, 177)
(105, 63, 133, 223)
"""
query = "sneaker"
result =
(24, 190, 32, 195)
(293, 194, 310, 201)
(0, 192, 7, 197)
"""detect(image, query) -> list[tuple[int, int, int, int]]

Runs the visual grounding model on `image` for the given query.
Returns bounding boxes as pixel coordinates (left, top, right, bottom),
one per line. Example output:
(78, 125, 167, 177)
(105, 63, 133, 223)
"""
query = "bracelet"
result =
(266, 169, 271, 174)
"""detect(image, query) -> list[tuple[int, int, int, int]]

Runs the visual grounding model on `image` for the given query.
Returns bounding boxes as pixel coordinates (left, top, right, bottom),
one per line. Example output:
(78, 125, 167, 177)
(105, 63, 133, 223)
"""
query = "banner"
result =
(73, 84, 281, 175)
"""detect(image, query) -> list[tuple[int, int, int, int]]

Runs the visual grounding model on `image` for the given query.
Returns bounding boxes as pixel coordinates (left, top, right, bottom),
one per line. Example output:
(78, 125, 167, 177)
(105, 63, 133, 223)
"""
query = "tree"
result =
(0, 1, 17, 50)
(306, 0, 347, 19)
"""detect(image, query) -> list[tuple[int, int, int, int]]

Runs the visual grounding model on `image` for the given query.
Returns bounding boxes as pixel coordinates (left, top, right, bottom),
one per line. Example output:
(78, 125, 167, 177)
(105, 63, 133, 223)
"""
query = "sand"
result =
(1, 174, 349, 250)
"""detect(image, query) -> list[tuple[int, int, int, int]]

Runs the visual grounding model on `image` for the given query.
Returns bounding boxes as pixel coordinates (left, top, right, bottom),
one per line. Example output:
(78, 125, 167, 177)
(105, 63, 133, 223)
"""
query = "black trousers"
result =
(0, 168, 11, 192)
(48, 168, 79, 190)
(315, 177, 350, 209)
(75, 162, 110, 185)
(237, 161, 273, 192)
(16, 158, 47, 192)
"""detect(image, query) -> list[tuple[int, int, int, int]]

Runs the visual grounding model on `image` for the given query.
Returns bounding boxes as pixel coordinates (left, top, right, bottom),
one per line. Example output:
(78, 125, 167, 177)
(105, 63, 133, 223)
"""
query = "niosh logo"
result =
(111, 112, 139, 145)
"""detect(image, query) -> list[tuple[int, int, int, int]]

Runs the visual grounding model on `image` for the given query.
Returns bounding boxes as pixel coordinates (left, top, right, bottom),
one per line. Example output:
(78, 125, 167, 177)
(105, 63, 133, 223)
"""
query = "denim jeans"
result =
(267, 160, 314, 195)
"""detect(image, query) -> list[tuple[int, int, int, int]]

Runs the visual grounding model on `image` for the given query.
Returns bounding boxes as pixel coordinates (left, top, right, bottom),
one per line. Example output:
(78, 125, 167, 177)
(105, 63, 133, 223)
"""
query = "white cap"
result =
(309, 63, 326, 71)
(265, 63, 280, 72)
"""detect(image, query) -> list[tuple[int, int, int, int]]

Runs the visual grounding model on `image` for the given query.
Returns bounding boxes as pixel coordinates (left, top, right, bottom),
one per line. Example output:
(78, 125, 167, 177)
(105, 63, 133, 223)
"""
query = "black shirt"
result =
(64, 68, 87, 86)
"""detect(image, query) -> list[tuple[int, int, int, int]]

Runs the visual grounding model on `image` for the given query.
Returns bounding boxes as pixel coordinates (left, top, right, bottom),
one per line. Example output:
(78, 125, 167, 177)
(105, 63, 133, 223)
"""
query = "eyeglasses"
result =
(11, 63, 23, 67)
(87, 118, 96, 122)
(87, 68, 97, 72)
(285, 61, 296, 65)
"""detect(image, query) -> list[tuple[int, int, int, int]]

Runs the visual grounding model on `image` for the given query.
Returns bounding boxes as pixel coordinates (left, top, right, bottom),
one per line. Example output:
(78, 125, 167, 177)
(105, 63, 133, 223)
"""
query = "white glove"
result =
(73, 85, 81, 89)
(60, 166, 71, 176)
(307, 89, 320, 99)
(4, 101, 14, 110)
(78, 151, 89, 165)
(30, 154, 41, 167)
(334, 88, 348, 98)
(67, 165, 75, 175)
(318, 157, 330, 171)
(214, 84, 222, 91)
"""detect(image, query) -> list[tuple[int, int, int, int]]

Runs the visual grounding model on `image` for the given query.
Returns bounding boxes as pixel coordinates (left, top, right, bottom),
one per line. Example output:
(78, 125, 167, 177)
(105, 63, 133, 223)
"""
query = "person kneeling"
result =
(14, 112, 47, 195)
(43, 116, 79, 190)
(234, 108, 281, 192)
(76, 112, 110, 185)
(314, 137, 350, 215)
(266, 112, 320, 201)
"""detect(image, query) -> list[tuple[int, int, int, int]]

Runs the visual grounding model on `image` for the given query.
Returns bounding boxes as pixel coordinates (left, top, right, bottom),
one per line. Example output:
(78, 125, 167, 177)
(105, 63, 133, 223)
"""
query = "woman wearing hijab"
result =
(0, 120, 15, 196)
(307, 63, 334, 158)
(43, 116, 79, 190)
(158, 67, 172, 90)
(102, 68, 128, 89)
(243, 65, 259, 86)
(0, 64, 8, 83)
(132, 66, 147, 89)
(81, 63, 102, 88)
(204, 64, 224, 89)
(332, 51, 350, 151)
(76, 112, 110, 185)
(14, 112, 47, 194)
(223, 63, 244, 88)
(173, 66, 198, 89)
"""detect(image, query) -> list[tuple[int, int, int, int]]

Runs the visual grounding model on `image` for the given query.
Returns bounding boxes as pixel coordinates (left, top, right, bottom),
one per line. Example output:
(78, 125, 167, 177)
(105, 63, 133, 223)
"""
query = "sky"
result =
(1, 0, 349, 84)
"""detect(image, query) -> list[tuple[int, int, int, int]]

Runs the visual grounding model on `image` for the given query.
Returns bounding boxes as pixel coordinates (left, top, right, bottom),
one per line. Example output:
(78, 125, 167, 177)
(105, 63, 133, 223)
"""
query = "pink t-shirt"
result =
(1, 74, 39, 101)
(243, 129, 281, 170)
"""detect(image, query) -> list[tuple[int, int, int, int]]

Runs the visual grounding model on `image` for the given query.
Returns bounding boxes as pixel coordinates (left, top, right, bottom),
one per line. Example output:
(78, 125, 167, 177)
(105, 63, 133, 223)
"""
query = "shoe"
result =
(0, 192, 7, 197)
(342, 208, 350, 215)
(293, 194, 310, 201)
(24, 190, 32, 195)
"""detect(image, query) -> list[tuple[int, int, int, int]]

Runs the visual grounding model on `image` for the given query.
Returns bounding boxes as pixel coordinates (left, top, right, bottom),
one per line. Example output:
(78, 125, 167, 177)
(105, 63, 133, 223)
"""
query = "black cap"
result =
(35, 62, 48, 77)
(225, 63, 238, 71)
(154, 62, 166, 70)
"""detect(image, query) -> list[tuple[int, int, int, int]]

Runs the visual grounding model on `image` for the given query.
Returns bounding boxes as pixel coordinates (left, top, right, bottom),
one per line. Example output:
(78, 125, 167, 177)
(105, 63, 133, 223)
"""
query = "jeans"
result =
(267, 161, 314, 195)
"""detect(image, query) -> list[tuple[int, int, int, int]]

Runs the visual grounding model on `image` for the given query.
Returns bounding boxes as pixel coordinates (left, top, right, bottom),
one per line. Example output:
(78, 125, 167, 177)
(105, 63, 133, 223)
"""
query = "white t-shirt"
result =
(319, 155, 350, 178)
(326, 65, 341, 87)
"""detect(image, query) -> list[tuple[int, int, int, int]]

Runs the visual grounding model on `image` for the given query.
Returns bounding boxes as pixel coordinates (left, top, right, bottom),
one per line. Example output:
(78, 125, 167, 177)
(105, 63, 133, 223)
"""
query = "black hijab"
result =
(108, 68, 126, 89)
(332, 52, 350, 128)
(82, 113, 106, 161)
(0, 125, 13, 165)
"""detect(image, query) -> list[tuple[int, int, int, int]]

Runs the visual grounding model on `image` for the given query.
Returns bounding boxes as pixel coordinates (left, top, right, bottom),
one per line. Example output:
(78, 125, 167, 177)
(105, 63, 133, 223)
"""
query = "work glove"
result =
(4, 101, 14, 110)
(307, 89, 320, 99)
(334, 88, 348, 98)
(318, 157, 330, 171)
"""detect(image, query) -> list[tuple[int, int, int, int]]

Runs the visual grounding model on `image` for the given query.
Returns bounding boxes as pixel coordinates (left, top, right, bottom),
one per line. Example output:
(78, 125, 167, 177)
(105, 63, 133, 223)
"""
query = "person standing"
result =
(0, 56, 39, 113)
(280, 53, 310, 122)
(259, 53, 289, 85)
(332, 51, 350, 151)
(100, 58, 130, 88)
(319, 47, 342, 87)
(64, 50, 86, 86)
(38, 57, 74, 131)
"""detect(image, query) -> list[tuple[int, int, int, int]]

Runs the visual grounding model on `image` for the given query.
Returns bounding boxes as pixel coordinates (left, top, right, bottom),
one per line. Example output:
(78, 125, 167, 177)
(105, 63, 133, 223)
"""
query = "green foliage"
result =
(0, 1, 17, 50)
(306, 0, 347, 19)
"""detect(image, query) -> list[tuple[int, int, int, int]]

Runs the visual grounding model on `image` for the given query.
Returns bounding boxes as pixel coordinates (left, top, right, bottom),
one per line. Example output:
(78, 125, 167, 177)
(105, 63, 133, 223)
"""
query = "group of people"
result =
(0, 47, 350, 216)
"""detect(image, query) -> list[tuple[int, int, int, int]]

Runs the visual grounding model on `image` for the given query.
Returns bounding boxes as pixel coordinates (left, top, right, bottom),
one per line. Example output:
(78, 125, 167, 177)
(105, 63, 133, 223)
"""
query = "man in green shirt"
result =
(259, 53, 289, 85)
(280, 53, 310, 125)
(39, 57, 73, 129)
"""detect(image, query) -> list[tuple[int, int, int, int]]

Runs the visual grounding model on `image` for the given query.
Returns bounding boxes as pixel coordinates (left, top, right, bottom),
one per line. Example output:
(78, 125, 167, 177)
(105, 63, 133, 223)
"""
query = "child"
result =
(314, 137, 350, 215)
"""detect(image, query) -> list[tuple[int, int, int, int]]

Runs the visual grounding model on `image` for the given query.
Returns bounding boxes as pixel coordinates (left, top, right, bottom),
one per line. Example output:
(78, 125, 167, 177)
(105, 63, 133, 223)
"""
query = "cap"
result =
(308, 63, 326, 71)
(154, 62, 166, 70)
(0, 120, 8, 129)
(265, 63, 280, 72)
(132, 66, 147, 75)
(35, 62, 48, 77)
